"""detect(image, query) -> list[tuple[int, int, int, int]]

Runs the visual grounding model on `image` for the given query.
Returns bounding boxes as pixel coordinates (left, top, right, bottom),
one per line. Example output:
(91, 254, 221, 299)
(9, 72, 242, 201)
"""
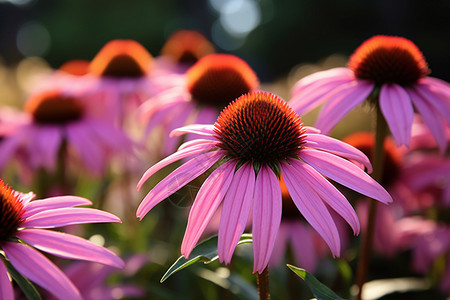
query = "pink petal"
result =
(169, 124, 216, 138)
(420, 76, 450, 98)
(3, 242, 81, 300)
(292, 68, 354, 93)
(23, 196, 92, 218)
(139, 90, 188, 122)
(281, 161, 340, 256)
(21, 208, 121, 228)
(0, 126, 29, 171)
(162, 103, 196, 156)
(315, 81, 374, 134)
(142, 99, 188, 137)
(218, 163, 255, 264)
(0, 259, 13, 300)
(269, 223, 289, 267)
(304, 133, 373, 173)
(181, 160, 236, 258)
(136, 150, 224, 219)
(304, 126, 321, 134)
(299, 148, 392, 204)
(379, 83, 414, 146)
(137, 142, 218, 191)
(407, 88, 448, 153)
(288, 159, 360, 234)
(415, 83, 450, 123)
(33, 126, 61, 170)
(289, 223, 319, 272)
(252, 165, 282, 273)
(177, 139, 218, 151)
(17, 229, 124, 268)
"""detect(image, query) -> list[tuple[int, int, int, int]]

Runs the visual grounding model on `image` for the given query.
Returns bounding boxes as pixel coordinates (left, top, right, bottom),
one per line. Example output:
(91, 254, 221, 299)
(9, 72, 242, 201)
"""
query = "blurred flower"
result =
(136, 91, 392, 273)
(139, 53, 259, 156)
(0, 179, 124, 300)
(156, 30, 215, 74)
(0, 88, 133, 176)
(290, 35, 450, 152)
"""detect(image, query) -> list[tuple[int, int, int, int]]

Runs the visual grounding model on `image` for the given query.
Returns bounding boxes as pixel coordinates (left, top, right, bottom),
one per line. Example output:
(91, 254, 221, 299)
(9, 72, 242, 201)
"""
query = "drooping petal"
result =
(218, 163, 255, 264)
(303, 133, 373, 173)
(407, 87, 448, 153)
(415, 82, 450, 124)
(420, 77, 450, 99)
(21, 208, 121, 228)
(137, 150, 224, 219)
(3, 242, 81, 300)
(17, 229, 124, 269)
(0, 126, 30, 171)
(299, 148, 392, 204)
(136, 142, 217, 190)
(252, 165, 282, 273)
(291, 68, 354, 96)
(0, 259, 13, 300)
(32, 126, 61, 170)
(169, 124, 216, 138)
(23, 196, 92, 218)
(287, 159, 360, 234)
(289, 222, 319, 272)
(379, 83, 414, 146)
(281, 162, 340, 256)
(177, 139, 218, 151)
(162, 102, 197, 155)
(181, 160, 236, 258)
(315, 80, 374, 134)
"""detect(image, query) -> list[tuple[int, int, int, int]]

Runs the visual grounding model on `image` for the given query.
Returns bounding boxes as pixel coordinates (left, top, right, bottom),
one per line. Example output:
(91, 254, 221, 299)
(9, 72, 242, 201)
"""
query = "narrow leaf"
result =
(287, 264, 346, 300)
(1, 254, 42, 300)
(161, 234, 252, 282)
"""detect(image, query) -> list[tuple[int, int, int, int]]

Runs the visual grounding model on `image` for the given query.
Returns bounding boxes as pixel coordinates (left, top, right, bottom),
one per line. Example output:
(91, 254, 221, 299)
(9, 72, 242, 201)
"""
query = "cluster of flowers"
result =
(0, 30, 448, 299)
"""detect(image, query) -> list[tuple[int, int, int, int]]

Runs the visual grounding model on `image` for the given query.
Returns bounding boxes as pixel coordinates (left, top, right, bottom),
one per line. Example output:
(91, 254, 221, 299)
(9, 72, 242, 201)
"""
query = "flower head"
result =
(137, 91, 392, 273)
(290, 35, 450, 152)
(0, 179, 124, 300)
(140, 54, 259, 155)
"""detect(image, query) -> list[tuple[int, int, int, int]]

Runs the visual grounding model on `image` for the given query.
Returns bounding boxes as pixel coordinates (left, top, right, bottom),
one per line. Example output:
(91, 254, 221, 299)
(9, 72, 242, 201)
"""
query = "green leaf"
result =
(161, 233, 253, 283)
(287, 264, 346, 300)
(1, 254, 42, 300)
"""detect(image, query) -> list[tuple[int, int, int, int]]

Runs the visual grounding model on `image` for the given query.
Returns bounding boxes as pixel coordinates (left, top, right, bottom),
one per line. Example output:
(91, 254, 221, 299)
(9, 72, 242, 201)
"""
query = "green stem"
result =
(257, 266, 270, 300)
(355, 106, 388, 300)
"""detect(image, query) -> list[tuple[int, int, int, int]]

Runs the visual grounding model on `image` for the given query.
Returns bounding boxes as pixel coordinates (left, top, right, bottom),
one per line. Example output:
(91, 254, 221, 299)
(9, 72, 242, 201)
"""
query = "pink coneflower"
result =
(0, 179, 124, 300)
(139, 53, 259, 156)
(0, 89, 132, 176)
(290, 35, 450, 152)
(136, 91, 392, 273)
(156, 30, 215, 74)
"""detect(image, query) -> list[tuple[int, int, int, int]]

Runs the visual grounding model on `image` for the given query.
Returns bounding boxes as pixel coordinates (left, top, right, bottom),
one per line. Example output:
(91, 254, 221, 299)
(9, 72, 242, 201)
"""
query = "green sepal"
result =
(287, 264, 346, 300)
(161, 233, 253, 283)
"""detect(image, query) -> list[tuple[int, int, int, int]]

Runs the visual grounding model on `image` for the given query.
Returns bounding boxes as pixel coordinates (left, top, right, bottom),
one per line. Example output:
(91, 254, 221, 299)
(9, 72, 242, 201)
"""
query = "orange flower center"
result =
(343, 132, 402, 186)
(25, 91, 84, 125)
(348, 35, 430, 86)
(186, 54, 259, 108)
(89, 39, 153, 78)
(0, 180, 24, 241)
(161, 30, 215, 64)
(214, 91, 305, 166)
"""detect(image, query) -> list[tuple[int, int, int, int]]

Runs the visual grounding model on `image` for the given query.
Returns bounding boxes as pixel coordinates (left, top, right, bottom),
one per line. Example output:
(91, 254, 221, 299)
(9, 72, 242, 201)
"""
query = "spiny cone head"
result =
(186, 54, 259, 108)
(89, 39, 153, 78)
(214, 91, 305, 165)
(25, 90, 84, 125)
(349, 35, 430, 86)
(0, 180, 24, 241)
(161, 30, 215, 64)
(58, 60, 90, 76)
(343, 132, 402, 186)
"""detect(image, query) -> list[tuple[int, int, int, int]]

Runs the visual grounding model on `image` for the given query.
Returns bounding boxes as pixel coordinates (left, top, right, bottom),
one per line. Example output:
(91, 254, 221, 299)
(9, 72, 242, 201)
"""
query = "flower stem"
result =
(257, 266, 270, 300)
(355, 106, 388, 300)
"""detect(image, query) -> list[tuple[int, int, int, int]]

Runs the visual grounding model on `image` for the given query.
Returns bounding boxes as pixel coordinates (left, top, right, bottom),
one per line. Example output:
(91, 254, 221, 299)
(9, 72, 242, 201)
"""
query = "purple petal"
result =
(21, 208, 121, 228)
(281, 162, 340, 256)
(181, 160, 236, 258)
(407, 88, 448, 153)
(415, 82, 450, 124)
(379, 83, 414, 146)
(23, 196, 92, 218)
(162, 103, 196, 156)
(169, 124, 216, 138)
(17, 229, 124, 268)
(137, 142, 217, 190)
(136, 150, 224, 219)
(299, 148, 392, 204)
(269, 223, 289, 267)
(315, 81, 373, 134)
(3, 242, 81, 300)
(291, 68, 354, 94)
(177, 139, 218, 151)
(218, 163, 255, 264)
(304, 133, 373, 173)
(290, 223, 319, 272)
(287, 159, 360, 234)
(0, 259, 13, 300)
(0, 126, 29, 171)
(252, 165, 282, 273)
(33, 126, 61, 170)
